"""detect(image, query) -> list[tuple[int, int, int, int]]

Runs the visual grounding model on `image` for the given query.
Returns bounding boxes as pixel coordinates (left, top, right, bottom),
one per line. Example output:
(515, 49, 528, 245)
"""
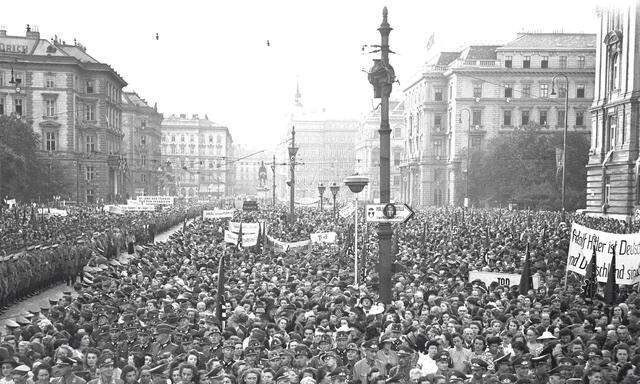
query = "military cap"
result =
(244, 346, 259, 356)
(565, 380, 583, 384)
(346, 343, 359, 351)
(5, 320, 20, 329)
(320, 351, 338, 361)
(396, 346, 413, 357)
(15, 317, 30, 326)
(470, 358, 488, 370)
(361, 339, 378, 350)
(155, 323, 174, 334)
(13, 365, 30, 376)
(585, 348, 602, 358)
(294, 345, 310, 357)
(499, 373, 518, 383)
(389, 323, 402, 332)
(557, 357, 574, 366)
(49, 299, 58, 305)
(436, 351, 450, 362)
(222, 340, 236, 349)
(275, 373, 290, 383)
(487, 336, 502, 345)
(512, 357, 530, 369)
(531, 354, 551, 365)
(55, 356, 76, 366)
(319, 334, 333, 344)
(447, 371, 467, 382)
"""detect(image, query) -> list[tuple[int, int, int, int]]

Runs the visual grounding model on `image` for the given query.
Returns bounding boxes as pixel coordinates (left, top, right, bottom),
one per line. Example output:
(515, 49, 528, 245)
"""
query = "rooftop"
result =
(498, 32, 597, 51)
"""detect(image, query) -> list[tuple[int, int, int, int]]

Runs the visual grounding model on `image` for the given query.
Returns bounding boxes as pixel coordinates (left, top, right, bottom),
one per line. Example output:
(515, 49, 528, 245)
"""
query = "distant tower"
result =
(294, 80, 303, 107)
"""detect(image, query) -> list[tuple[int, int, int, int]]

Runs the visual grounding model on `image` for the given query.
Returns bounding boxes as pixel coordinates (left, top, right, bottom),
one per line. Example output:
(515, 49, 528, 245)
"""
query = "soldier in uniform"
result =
(50, 356, 87, 384)
(219, 340, 237, 374)
(387, 346, 413, 384)
(151, 323, 179, 358)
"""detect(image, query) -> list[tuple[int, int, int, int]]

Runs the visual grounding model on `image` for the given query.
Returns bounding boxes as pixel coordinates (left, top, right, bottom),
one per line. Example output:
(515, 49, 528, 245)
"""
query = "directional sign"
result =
(365, 203, 415, 223)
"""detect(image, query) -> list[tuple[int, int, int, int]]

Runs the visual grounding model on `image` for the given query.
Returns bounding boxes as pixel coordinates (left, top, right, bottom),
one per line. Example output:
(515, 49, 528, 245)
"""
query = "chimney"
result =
(179, 114, 186, 118)
(0, 25, 6, 37)
(26, 24, 40, 39)
(192, 114, 199, 119)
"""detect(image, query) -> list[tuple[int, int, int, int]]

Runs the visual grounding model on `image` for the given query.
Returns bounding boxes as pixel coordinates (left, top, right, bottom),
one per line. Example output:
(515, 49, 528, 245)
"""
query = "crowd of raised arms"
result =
(0, 204, 638, 384)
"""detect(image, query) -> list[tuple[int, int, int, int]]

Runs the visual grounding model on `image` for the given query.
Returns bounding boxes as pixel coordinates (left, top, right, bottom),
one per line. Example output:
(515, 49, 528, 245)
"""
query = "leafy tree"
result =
(467, 125, 589, 211)
(0, 115, 67, 202)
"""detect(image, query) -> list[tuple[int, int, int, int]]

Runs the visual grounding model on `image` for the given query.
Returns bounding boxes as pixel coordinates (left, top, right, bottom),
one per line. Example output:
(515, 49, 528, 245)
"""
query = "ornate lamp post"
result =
(344, 174, 368, 286)
(551, 74, 569, 221)
(330, 182, 339, 220)
(288, 126, 298, 224)
(318, 183, 326, 210)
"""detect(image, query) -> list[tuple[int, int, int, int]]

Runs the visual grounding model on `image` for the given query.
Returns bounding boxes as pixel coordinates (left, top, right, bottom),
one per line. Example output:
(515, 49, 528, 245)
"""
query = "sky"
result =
(1, 0, 616, 151)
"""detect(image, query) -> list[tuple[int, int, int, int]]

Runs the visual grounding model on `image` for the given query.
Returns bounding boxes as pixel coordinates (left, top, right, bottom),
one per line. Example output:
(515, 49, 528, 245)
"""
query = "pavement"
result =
(0, 218, 192, 330)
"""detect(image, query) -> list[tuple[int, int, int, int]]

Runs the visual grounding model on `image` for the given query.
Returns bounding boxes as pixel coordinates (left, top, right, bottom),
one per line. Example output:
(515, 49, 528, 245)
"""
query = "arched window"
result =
(610, 52, 619, 92)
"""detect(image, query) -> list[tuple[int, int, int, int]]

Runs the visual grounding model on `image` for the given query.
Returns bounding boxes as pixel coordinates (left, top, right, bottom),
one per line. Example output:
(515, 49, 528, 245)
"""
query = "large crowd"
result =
(0, 204, 639, 384)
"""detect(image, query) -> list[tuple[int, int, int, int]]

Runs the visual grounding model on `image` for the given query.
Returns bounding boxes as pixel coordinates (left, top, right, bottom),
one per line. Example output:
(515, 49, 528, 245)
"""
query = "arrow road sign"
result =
(365, 203, 415, 223)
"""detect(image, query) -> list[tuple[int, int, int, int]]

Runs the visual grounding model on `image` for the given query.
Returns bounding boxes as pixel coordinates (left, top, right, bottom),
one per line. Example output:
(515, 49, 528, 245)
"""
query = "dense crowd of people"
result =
(0, 205, 639, 384)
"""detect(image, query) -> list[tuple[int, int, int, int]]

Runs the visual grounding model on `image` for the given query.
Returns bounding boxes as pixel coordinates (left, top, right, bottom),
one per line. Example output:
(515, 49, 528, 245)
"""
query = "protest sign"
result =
(310, 232, 337, 244)
(567, 222, 640, 285)
(228, 222, 260, 234)
(104, 205, 125, 215)
(339, 203, 355, 218)
(137, 196, 175, 206)
(224, 230, 238, 245)
(203, 209, 234, 219)
(242, 233, 258, 247)
(267, 235, 311, 253)
(469, 271, 540, 289)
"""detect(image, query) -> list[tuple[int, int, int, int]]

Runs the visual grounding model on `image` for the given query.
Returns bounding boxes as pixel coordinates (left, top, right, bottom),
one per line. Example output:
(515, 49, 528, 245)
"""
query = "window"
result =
(86, 189, 94, 203)
(503, 110, 512, 126)
(504, 85, 513, 98)
(473, 83, 482, 98)
(540, 84, 549, 98)
(85, 166, 95, 181)
(539, 110, 548, 126)
(610, 52, 619, 92)
(434, 88, 443, 101)
(505, 56, 512, 68)
(393, 126, 402, 138)
(14, 98, 23, 115)
(578, 56, 585, 69)
(86, 135, 96, 152)
(393, 150, 402, 166)
(576, 111, 585, 127)
(45, 75, 54, 88)
(141, 120, 147, 129)
(0, 72, 3, 86)
(45, 132, 56, 151)
(521, 110, 530, 126)
(434, 139, 443, 158)
(181, 135, 185, 143)
(140, 135, 147, 146)
(471, 137, 481, 150)
(393, 176, 401, 186)
(523, 56, 531, 68)
(604, 175, 611, 205)
(577, 84, 585, 98)
(217, 135, 222, 144)
(557, 110, 565, 127)
(45, 99, 55, 117)
(85, 104, 95, 121)
(171, 146, 176, 155)
(171, 135, 176, 142)
(190, 135, 194, 143)
(86, 80, 95, 94)
(541, 56, 548, 68)
(0, 97, 4, 115)
(472, 110, 482, 127)
(559, 56, 567, 69)
(141, 155, 147, 167)
(608, 115, 617, 150)
(209, 135, 213, 144)
(522, 84, 531, 98)
(434, 114, 442, 131)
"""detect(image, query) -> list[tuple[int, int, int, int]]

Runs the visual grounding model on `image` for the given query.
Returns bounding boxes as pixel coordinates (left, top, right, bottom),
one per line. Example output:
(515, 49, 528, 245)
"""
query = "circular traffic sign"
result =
(383, 203, 396, 219)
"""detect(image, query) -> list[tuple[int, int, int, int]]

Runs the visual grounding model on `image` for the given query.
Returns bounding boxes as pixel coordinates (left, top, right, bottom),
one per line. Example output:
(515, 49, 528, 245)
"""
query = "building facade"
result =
(355, 100, 405, 202)
(0, 26, 128, 203)
(586, 4, 640, 219)
(160, 114, 234, 199)
(401, 33, 596, 207)
(121, 92, 162, 197)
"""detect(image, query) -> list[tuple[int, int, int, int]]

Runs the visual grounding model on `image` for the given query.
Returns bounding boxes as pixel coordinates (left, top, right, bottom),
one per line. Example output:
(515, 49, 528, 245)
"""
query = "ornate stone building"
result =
(586, 3, 640, 219)
(121, 92, 162, 197)
(401, 33, 596, 207)
(160, 114, 234, 199)
(0, 25, 128, 202)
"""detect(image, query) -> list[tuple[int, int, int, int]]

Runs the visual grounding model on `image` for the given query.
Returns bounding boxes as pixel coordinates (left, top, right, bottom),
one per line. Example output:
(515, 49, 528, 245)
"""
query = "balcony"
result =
(452, 59, 500, 69)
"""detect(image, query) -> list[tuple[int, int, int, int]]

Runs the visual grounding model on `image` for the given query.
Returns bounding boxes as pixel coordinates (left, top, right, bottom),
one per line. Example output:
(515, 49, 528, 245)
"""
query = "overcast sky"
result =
(2, 0, 614, 151)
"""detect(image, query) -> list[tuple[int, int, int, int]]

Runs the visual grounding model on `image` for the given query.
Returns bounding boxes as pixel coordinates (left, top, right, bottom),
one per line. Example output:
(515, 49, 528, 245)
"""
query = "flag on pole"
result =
(582, 246, 598, 301)
(426, 33, 435, 51)
(519, 244, 533, 295)
(604, 245, 618, 305)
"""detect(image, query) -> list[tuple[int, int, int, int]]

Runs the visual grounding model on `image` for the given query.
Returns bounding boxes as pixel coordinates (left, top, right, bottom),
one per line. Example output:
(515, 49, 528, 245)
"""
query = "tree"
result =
(468, 125, 589, 211)
(0, 115, 67, 201)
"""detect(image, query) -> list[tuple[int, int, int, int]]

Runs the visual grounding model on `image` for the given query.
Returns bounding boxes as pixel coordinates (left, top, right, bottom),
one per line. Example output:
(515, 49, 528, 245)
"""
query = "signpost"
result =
(365, 203, 414, 223)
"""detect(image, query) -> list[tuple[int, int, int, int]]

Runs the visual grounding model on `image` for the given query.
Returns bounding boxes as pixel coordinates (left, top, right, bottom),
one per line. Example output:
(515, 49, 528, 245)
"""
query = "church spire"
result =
(294, 80, 303, 107)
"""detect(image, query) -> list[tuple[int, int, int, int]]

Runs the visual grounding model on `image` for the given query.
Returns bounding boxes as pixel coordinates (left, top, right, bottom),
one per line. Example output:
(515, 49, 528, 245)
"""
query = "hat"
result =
(537, 331, 556, 341)
(361, 339, 378, 350)
(13, 365, 30, 376)
(531, 354, 551, 365)
(499, 373, 518, 383)
(448, 371, 467, 383)
(470, 358, 488, 370)
(396, 346, 413, 357)
(436, 351, 450, 362)
(155, 323, 174, 335)
(346, 343, 360, 352)
(55, 356, 76, 366)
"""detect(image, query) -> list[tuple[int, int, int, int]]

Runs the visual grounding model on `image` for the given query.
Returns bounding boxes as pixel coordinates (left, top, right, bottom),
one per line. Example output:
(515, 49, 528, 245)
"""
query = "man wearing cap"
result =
(87, 355, 119, 384)
(353, 340, 386, 384)
(387, 346, 413, 383)
(51, 356, 86, 384)
(468, 358, 488, 384)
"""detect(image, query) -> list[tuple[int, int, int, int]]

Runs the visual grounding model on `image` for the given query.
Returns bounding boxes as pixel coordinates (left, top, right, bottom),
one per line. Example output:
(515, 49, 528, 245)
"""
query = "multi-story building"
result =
(121, 92, 162, 197)
(0, 26, 128, 203)
(160, 114, 234, 199)
(276, 85, 359, 204)
(401, 33, 596, 207)
(355, 100, 405, 202)
(586, 3, 640, 219)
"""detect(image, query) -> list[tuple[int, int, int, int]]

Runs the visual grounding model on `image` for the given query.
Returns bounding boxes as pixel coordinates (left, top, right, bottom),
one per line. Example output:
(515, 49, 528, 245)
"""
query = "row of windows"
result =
(0, 97, 24, 116)
(503, 55, 586, 69)
(164, 144, 224, 156)
(162, 134, 224, 144)
(471, 82, 586, 99)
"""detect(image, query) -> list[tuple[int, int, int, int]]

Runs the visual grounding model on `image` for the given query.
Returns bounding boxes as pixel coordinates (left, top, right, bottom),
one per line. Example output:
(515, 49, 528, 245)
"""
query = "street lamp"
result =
(551, 73, 569, 221)
(330, 182, 340, 220)
(344, 174, 368, 286)
(458, 108, 471, 208)
(318, 183, 326, 210)
(288, 126, 298, 224)
(7, 59, 21, 94)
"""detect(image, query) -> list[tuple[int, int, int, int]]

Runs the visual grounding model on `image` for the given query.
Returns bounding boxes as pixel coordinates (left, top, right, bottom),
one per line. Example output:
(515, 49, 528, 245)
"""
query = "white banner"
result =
(267, 235, 311, 253)
(228, 222, 260, 234)
(120, 204, 156, 212)
(242, 233, 258, 247)
(568, 222, 640, 285)
(37, 208, 68, 217)
(203, 209, 235, 219)
(310, 232, 337, 244)
(104, 205, 125, 215)
(224, 230, 238, 245)
(137, 196, 175, 206)
(339, 203, 355, 218)
(229, 222, 241, 233)
(469, 271, 540, 289)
